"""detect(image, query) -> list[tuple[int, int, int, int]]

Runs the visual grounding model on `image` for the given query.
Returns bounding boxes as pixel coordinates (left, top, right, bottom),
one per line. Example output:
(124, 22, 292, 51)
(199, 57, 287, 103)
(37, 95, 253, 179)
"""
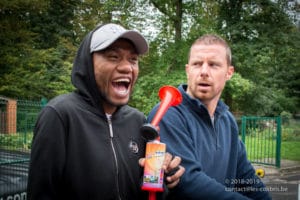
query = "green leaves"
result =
(0, 0, 298, 116)
(130, 69, 185, 115)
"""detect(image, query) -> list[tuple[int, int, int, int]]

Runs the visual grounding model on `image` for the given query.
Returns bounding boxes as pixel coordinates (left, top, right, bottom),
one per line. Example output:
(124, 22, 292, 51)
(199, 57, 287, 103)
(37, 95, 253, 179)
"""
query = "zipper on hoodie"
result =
(106, 115, 122, 200)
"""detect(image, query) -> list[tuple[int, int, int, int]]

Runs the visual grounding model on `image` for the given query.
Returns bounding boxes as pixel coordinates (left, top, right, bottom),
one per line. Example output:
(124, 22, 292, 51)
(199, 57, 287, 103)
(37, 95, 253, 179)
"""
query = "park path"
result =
(253, 159, 300, 200)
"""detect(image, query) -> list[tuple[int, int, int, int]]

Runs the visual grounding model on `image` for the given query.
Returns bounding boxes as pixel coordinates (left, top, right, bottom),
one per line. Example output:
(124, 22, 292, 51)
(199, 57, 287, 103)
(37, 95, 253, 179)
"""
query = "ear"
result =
(226, 65, 234, 80)
(185, 64, 189, 79)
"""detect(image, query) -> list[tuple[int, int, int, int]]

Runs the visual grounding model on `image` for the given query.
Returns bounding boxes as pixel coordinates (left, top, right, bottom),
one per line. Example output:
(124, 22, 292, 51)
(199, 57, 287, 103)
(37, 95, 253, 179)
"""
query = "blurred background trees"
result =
(0, 0, 299, 116)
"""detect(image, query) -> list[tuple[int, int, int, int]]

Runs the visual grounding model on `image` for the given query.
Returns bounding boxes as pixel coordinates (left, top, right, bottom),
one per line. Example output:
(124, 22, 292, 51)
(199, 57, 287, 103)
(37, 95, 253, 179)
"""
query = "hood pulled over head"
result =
(71, 23, 148, 112)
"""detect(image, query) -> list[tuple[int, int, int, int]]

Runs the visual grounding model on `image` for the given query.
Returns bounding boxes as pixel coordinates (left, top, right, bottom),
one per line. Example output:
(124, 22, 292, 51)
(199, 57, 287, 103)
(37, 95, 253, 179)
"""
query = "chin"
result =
(114, 99, 130, 106)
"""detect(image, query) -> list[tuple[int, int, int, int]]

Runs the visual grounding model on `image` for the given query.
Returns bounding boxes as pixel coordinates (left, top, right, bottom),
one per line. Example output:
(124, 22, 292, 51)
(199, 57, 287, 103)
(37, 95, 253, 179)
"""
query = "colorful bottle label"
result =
(141, 141, 166, 192)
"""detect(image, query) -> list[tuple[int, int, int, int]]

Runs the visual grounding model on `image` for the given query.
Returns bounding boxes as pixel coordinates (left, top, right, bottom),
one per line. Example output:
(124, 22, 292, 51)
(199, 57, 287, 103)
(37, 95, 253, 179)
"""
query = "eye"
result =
(129, 56, 138, 65)
(209, 62, 220, 68)
(192, 61, 202, 68)
(107, 52, 120, 61)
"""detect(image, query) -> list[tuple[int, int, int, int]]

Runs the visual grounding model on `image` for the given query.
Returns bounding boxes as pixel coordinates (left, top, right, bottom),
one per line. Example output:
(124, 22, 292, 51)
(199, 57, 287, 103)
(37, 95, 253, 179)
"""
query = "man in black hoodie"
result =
(27, 23, 184, 200)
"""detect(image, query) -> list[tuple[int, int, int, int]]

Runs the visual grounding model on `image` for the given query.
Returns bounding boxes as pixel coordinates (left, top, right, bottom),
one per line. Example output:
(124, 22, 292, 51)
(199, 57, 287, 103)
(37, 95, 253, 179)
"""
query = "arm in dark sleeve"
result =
(147, 106, 251, 200)
(27, 106, 67, 200)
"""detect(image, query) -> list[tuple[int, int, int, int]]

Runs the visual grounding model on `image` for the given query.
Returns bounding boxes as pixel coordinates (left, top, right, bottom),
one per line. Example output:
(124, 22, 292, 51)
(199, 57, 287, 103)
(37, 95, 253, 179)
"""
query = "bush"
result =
(280, 111, 292, 125)
(0, 133, 32, 151)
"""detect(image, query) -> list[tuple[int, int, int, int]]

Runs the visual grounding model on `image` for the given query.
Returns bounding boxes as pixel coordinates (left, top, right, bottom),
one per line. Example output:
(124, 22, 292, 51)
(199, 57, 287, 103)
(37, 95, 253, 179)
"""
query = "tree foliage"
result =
(0, 0, 299, 116)
(217, 0, 299, 115)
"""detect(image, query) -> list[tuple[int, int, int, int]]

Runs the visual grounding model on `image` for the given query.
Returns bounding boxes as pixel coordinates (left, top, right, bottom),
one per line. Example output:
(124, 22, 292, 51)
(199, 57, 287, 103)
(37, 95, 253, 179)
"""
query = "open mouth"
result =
(198, 82, 211, 92)
(198, 82, 210, 87)
(112, 78, 131, 95)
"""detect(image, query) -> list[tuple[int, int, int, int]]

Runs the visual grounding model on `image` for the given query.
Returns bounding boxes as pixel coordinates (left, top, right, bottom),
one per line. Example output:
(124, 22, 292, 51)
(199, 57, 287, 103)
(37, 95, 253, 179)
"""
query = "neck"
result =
(203, 102, 216, 118)
(200, 96, 220, 117)
(102, 101, 117, 114)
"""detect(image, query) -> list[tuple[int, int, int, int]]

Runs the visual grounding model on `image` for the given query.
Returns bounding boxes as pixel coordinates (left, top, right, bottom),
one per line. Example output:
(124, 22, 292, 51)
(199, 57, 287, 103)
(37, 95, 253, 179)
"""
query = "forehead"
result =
(105, 38, 138, 54)
(190, 44, 227, 59)
(191, 44, 226, 53)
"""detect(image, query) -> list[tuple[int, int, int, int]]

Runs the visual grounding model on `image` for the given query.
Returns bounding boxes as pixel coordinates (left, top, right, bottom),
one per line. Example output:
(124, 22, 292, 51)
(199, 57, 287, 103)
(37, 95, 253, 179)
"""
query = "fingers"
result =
(138, 158, 145, 167)
(161, 152, 173, 171)
(163, 154, 185, 189)
(166, 165, 185, 189)
(165, 155, 181, 173)
(167, 175, 180, 188)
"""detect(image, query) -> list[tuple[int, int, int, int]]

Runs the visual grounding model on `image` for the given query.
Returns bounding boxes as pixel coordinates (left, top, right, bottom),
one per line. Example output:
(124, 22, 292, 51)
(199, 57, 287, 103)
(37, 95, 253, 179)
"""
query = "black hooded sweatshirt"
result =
(27, 25, 150, 200)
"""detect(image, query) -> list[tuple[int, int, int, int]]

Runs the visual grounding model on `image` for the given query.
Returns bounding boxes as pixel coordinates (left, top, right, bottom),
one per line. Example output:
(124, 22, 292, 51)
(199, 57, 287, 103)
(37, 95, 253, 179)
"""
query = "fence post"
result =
(241, 116, 246, 143)
(275, 116, 281, 168)
(6, 99, 17, 134)
(41, 97, 48, 107)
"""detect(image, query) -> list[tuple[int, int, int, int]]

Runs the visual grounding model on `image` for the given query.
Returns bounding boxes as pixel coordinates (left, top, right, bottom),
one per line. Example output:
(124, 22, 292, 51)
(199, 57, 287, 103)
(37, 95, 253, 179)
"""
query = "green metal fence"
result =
(0, 97, 45, 199)
(241, 116, 282, 168)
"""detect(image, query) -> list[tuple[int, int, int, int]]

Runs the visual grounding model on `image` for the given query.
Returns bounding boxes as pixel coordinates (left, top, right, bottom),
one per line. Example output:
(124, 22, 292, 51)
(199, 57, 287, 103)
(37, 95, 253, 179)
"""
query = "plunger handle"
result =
(149, 191, 156, 200)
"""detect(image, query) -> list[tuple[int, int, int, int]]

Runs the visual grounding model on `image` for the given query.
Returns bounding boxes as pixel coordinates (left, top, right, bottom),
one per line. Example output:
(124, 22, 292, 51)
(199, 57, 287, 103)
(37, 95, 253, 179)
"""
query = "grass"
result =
(281, 141, 300, 161)
(244, 137, 300, 161)
(243, 118, 300, 163)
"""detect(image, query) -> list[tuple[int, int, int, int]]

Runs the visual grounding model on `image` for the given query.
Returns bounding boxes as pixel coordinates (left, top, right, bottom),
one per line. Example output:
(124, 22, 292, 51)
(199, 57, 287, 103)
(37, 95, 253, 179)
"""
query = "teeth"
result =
(112, 78, 130, 96)
(115, 78, 130, 83)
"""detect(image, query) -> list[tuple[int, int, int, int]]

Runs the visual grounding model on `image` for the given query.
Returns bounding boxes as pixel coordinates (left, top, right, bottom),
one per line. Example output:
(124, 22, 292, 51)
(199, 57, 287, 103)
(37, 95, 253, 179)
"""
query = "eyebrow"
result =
(103, 46, 138, 55)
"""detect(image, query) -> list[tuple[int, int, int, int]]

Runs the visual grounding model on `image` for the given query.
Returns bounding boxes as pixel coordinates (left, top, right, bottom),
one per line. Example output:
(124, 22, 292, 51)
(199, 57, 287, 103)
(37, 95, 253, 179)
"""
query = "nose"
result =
(200, 63, 209, 77)
(117, 59, 133, 73)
